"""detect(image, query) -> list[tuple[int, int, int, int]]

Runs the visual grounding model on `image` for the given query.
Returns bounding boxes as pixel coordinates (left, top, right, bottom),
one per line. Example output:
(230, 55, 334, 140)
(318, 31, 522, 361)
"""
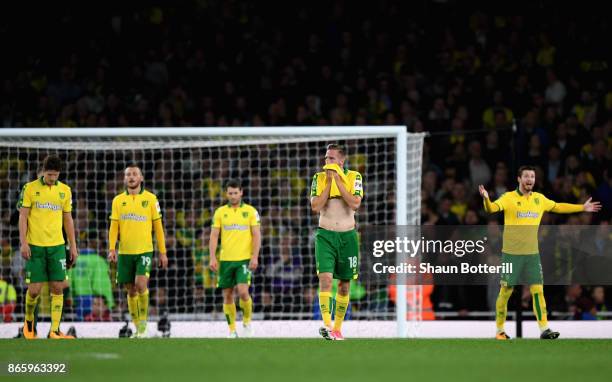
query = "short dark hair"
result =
(125, 163, 141, 170)
(225, 179, 242, 190)
(42, 155, 61, 172)
(517, 165, 536, 177)
(326, 143, 345, 156)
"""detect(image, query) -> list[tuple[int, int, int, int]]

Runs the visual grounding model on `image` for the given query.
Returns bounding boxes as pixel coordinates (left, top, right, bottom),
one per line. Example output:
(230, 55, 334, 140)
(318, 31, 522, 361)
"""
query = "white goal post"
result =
(0, 126, 424, 338)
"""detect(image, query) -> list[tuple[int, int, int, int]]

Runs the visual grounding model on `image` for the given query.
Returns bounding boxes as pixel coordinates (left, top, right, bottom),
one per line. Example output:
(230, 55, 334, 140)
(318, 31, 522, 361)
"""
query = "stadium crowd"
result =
(0, 1, 610, 322)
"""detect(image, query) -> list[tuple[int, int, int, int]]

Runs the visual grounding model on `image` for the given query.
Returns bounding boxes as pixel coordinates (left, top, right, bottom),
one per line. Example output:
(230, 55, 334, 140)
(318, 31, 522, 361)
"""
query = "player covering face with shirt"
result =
(310, 144, 363, 340)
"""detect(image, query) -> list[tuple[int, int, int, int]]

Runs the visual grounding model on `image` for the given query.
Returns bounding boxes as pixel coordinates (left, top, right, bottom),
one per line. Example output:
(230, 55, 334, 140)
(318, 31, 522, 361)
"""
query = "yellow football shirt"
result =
(110, 188, 162, 255)
(490, 189, 556, 255)
(17, 177, 72, 246)
(212, 202, 260, 261)
(310, 168, 364, 198)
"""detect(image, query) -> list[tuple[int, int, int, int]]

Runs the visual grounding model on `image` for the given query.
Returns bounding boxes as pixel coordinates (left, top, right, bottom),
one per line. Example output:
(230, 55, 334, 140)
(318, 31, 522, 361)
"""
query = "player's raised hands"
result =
(583, 197, 602, 212)
(478, 185, 489, 199)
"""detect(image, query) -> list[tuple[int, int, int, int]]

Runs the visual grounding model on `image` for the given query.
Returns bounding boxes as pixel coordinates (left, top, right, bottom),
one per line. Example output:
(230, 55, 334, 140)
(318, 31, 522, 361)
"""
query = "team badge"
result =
(517, 202, 521, 206)
(534, 198, 539, 205)
(122, 202, 127, 206)
(242, 212, 249, 218)
(59, 192, 65, 199)
(35, 192, 40, 196)
(142, 201, 149, 208)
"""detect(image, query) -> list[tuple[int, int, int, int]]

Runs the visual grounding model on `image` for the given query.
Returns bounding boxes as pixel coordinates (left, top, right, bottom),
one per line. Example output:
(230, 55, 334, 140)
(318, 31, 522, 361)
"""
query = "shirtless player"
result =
(310, 144, 364, 340)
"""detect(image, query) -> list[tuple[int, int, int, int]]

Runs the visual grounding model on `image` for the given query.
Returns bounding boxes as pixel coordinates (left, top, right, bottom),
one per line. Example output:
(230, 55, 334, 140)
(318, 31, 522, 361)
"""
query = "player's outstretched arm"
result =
(478, 185, 500, 213)
(550, 197, 602, 214)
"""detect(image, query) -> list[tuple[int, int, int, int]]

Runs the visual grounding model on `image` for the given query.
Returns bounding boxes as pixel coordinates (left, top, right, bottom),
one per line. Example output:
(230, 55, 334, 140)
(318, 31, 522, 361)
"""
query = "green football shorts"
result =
(315, 228, 359, 280)
(217, 260, 251, 289)
(117, 252, 153, 284)
(500, 253, 543, 286)
(25, 244, 68, 283)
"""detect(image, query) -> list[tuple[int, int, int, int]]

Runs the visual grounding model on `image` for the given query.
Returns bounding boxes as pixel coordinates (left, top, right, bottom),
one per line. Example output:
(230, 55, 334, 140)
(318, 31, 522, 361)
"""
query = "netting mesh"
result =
(0, 129, 424, 323)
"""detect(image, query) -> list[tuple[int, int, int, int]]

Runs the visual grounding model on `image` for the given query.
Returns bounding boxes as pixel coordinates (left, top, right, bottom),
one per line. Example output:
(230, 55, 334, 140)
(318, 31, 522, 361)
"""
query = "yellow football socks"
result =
(333, 293, 350, 331)
(138, 289, 149, 323)
(128, 294, 139, 326)
(319, 291, 332, 327)
(495, 286, 514, 333)
(223, 303, 237, 332)
(50, 293, 63, 332)
(239, 297, 253, 325)
(530, 284, 549, 332)
(25, 291, 39, 322)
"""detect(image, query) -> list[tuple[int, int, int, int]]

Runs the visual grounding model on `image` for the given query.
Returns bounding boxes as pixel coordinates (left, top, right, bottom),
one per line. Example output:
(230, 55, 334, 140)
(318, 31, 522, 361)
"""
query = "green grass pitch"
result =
(1, 339, 611, 382)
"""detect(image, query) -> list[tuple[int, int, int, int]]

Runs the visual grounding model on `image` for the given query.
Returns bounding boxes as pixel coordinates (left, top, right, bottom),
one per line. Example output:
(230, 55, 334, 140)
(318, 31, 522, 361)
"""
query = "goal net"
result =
(0, 127, 424, 336)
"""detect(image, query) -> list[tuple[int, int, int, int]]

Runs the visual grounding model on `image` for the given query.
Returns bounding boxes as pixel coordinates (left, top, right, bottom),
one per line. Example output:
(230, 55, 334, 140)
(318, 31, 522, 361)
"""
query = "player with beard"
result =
(108, 164, 168, 338)
(479, 165, 601, 340)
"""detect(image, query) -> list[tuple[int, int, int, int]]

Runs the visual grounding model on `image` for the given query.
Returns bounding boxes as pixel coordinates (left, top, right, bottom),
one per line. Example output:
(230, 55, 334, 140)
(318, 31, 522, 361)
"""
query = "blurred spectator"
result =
(482, 91, 514, 130)
(0, 2, 610, 319)
(192, 227, 219, 313)
(68, 235, 115, 321)
(0, 269, 17, 322)
(544, 69, 567, 108)
(266, 233, 303, 310)
(468, 140, 491, 191)
(591, 286, 609, 319)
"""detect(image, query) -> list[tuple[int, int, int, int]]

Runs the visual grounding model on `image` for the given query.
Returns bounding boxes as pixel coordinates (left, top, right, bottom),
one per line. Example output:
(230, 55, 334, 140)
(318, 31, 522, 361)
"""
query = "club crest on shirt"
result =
(517, 201, 521, 206)
(59, 192, 65, 199)
(122, 202, 127, 206)
(242, 212, 249, 218)
(142, 201, 149, 208)
(534, 198, 539, 205)
(35, 191, 40, 196)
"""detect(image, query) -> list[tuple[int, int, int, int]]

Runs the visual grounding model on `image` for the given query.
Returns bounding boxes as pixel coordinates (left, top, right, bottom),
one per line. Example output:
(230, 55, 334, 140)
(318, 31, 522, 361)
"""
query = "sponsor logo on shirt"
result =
(517, 211, 539, 219)
(120, 213, 147, 222)
(35, 201, 62, 211)
(223, 224, 249, 231)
